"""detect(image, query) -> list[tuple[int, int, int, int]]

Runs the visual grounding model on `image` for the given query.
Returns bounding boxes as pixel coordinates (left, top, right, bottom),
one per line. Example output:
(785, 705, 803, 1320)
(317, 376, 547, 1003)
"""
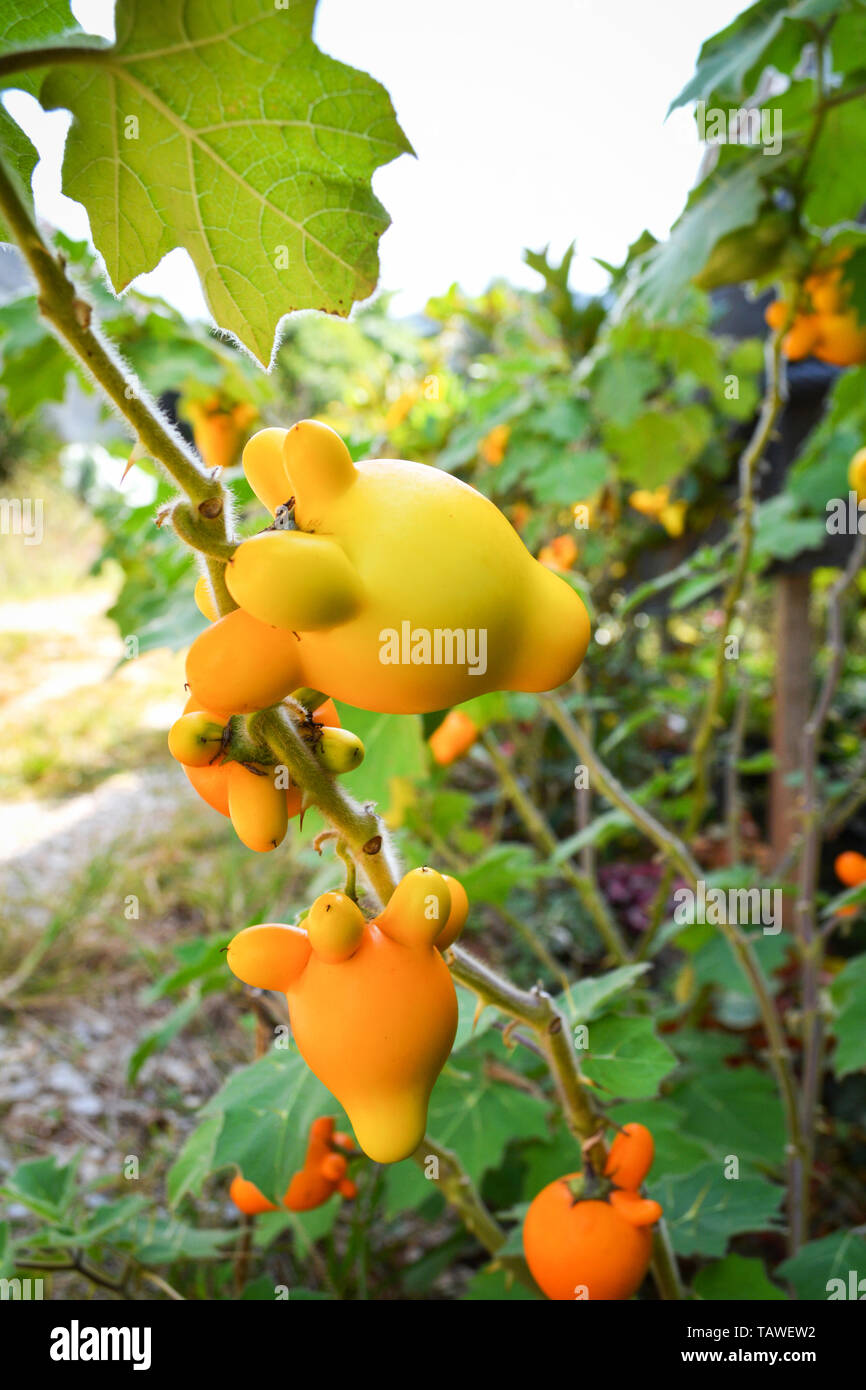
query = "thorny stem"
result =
(0, 157, 237, 617)
(542, 691, 804, 1184)
(481, 731, 629, 963)
(688, 326, 786, 836)
(542, 694, 701, 885)
(412, 1137, 538, 1292)
(791, 530, 866, 1253)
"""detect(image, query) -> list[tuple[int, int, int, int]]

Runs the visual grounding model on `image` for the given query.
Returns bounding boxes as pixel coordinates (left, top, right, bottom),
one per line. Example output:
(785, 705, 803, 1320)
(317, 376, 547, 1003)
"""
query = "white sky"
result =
(3, 0, 746, 321)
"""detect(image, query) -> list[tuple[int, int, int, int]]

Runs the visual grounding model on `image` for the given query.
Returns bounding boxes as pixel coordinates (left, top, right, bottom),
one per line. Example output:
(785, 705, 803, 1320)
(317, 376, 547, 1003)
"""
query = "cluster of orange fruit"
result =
(765, 257, 866, 365)
(230, 1117, 357, 1215)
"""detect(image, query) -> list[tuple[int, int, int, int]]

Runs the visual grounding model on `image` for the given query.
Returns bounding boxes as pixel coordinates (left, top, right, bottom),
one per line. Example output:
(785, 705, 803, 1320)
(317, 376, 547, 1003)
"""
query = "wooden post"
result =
(770, 572, 812, 866)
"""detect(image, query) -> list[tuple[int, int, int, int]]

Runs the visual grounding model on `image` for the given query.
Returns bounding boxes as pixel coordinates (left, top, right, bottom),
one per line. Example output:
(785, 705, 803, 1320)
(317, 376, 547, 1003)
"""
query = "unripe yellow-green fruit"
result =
(306, 891, 366, 963)
(227, 763, 289, 852)
(168, 710, 226, 767)
(312, 726, 365, 773)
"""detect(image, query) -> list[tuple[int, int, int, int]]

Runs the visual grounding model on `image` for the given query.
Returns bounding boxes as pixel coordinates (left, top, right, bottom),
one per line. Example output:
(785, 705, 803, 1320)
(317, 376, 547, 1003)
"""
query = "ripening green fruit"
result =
(312, 726, 365, 773)
(168, 710, 226, 767)
(306, 891, 366, 963)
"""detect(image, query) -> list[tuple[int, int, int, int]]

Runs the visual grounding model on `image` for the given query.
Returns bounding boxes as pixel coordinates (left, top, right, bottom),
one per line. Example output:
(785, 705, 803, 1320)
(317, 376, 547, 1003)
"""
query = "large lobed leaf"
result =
(38, 0, 412, 362)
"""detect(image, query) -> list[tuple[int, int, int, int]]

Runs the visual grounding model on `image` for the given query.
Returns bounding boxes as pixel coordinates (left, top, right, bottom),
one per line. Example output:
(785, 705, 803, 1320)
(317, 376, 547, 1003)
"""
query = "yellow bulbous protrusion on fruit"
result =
(284, 418, 357, 523)
(376, 866, 452, 948)
(849, 447, 866, 501)
(227, 763, 289, 852)
(226, 531, 363, 631)
(186, 422, 590, 717)
(224, 868, 466, 1163)
(306, 891, 366, 963)
(194, 575, 218, 622)
(227, 923, 311, 991)
(186, 607, 302, 716)
(242, 427, 290, 514)
(435, 874, 469, 950)
(168, 710, 226, 767)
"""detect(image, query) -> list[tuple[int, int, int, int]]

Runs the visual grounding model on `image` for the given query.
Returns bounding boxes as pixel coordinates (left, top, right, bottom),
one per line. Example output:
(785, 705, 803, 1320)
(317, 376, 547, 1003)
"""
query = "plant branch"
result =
(541, 694, 701, 885)
(412, 1137, 537, 1291)
(541, 690, 803, 1186)
(688, 326, 786, 835)
(0, 154, 237, 615)
(481, 731, 629, 963)
(791, 529, 866, 1252)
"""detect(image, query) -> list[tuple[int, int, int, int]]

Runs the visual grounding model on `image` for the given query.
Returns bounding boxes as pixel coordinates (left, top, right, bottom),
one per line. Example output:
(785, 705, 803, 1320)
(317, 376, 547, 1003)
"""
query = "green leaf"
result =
(51, 1194, 148, 1247)
(753, 494, 825, 562)
(829, 954, 866, 1077)
(0, 106, 39, 239)
(166, 1111, 223, 1208)
(669, 571, 725, 611)
(581, 1015, 677, 1098)
(634, 159, 766, 317)
(0, 1, 93, 97)
(453, 985, 498, 1051)
(456, 843, 544, 908)
(603, 404, 712, 487)
(555, 964, 650, 1023)
(463, 1265, 541, 1300)
(670, 1066, 786, 1167)
(41, 0, 412, 363)
(425, 1048, 550, 1183)
(777, 1230, 866, 1300)
(115, 1215, 234, 1264)
(667, 3, 792, 112)
(528, 447, 607, 506)
(127, 992, 201, 1085)
(334, 703, 425, 817)
(0, 1221, 13, 1278)
(591, 354, 662, 426)
(552, 810, 633, 859)
(652, 1162, 784, 1257)
(693, 1253, 785, 1300)
(0, 330, 72, 416)
(1, 1155, 78, 1221)
(167, 1047, 343, 1206)
(607, 1099, 713, 1177)
(805, 100, 866, 227)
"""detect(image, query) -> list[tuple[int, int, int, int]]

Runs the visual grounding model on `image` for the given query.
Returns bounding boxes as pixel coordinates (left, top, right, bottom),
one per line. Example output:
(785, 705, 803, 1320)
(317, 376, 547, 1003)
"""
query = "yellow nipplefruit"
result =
(225, 868, 468, 1163)
(186, 421, 590, 716)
